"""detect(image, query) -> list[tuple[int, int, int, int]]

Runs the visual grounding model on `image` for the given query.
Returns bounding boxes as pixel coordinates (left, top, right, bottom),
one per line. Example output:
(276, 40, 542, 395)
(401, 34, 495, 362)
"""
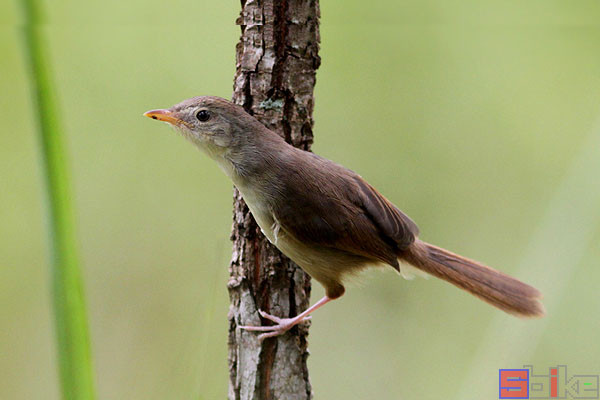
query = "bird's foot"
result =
(239, 310, 311, 342)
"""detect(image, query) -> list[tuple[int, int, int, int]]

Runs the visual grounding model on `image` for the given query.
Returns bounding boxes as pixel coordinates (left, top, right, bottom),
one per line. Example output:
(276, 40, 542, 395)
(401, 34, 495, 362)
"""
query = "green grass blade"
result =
(20, 1, 96, 399)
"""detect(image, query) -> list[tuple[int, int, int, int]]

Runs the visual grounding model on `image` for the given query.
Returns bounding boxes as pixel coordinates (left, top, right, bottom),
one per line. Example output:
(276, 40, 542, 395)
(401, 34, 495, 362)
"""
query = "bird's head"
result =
(144, 96, 267, 158)
(144, 96, 285, 178)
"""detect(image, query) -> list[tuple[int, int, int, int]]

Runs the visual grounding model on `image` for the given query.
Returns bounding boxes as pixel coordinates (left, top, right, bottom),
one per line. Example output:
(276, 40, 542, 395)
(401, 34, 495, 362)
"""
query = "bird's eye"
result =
(196, 110, 210, 122)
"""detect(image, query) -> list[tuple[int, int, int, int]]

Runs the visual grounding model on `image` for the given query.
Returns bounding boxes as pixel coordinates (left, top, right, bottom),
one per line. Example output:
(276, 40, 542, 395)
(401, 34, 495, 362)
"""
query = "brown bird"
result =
(145, 96, 545, 341)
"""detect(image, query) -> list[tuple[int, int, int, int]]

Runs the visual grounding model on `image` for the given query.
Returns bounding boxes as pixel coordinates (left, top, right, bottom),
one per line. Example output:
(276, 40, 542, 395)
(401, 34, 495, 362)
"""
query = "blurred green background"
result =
(2, 1, 600, 399)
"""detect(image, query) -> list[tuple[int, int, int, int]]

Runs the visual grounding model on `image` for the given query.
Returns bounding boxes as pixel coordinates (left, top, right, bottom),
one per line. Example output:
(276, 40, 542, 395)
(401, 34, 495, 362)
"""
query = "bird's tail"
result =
(401, 240, 545, 317)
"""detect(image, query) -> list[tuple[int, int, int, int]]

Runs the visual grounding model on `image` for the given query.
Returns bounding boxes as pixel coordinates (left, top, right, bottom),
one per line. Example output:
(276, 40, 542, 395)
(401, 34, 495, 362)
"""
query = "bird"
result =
(145, 96, 545, 341)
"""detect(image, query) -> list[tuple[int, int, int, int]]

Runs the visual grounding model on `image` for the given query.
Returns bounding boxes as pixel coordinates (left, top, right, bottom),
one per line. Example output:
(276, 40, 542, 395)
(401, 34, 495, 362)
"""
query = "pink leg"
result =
(239, 296, 332, 341)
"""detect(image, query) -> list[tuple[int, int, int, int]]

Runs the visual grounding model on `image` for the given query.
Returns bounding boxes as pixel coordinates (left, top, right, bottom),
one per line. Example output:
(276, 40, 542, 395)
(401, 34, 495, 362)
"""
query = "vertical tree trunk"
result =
(227, 1, 320, 399)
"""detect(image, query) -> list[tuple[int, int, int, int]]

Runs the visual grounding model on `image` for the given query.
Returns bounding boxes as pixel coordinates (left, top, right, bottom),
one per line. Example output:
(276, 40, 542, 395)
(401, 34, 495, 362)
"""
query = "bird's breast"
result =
(235, 182, 312, 265)
(235, 183, 277, 243)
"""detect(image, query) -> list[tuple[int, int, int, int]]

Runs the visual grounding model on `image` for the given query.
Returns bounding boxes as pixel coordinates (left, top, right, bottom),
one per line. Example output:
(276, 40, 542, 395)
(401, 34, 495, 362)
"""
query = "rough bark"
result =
(227, 1, 321, 400)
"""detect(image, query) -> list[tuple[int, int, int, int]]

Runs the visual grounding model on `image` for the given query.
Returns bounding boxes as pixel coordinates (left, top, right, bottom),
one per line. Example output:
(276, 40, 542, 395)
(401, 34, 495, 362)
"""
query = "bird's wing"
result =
(352, 176, 419, 251)
(272, 157, 419, 267)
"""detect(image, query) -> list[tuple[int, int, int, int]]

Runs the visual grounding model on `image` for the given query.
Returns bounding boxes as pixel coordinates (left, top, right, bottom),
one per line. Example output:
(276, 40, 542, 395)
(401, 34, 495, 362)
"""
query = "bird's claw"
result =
(258, 309, 282, 323)
(239, 310, 312, 342)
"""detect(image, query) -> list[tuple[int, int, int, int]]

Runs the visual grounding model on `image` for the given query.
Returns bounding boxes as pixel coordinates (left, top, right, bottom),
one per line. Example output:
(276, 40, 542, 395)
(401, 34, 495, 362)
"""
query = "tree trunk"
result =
(227, 1, 321, 399)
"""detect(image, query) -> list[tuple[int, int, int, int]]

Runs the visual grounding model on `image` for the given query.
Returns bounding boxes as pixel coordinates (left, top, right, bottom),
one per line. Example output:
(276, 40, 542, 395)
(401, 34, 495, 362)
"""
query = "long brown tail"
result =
(401, 240, 545, 317)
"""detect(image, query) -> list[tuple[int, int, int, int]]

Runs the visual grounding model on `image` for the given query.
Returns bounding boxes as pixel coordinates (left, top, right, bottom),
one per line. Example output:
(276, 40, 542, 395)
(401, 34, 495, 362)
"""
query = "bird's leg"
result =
(239, 296, 332, 341)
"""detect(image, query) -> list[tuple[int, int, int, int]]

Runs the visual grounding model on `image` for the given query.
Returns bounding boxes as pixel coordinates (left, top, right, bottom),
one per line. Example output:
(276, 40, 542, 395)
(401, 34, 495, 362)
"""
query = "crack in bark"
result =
(270, 0, 289, 93)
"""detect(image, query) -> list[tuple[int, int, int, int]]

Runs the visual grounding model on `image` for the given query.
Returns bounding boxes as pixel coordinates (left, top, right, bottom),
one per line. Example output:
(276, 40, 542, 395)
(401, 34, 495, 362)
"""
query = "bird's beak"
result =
(144, 109, 184, 126)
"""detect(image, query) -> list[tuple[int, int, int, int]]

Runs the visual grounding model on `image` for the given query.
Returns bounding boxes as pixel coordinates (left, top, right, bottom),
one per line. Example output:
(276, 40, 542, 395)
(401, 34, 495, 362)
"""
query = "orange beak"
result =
(144, 109, 186, 126)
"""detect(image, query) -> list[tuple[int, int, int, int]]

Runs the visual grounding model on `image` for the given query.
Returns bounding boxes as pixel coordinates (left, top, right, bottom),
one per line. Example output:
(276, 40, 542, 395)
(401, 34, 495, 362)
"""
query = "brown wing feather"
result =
(353, 176, 419, 250)
(272, 154, 419, 269)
